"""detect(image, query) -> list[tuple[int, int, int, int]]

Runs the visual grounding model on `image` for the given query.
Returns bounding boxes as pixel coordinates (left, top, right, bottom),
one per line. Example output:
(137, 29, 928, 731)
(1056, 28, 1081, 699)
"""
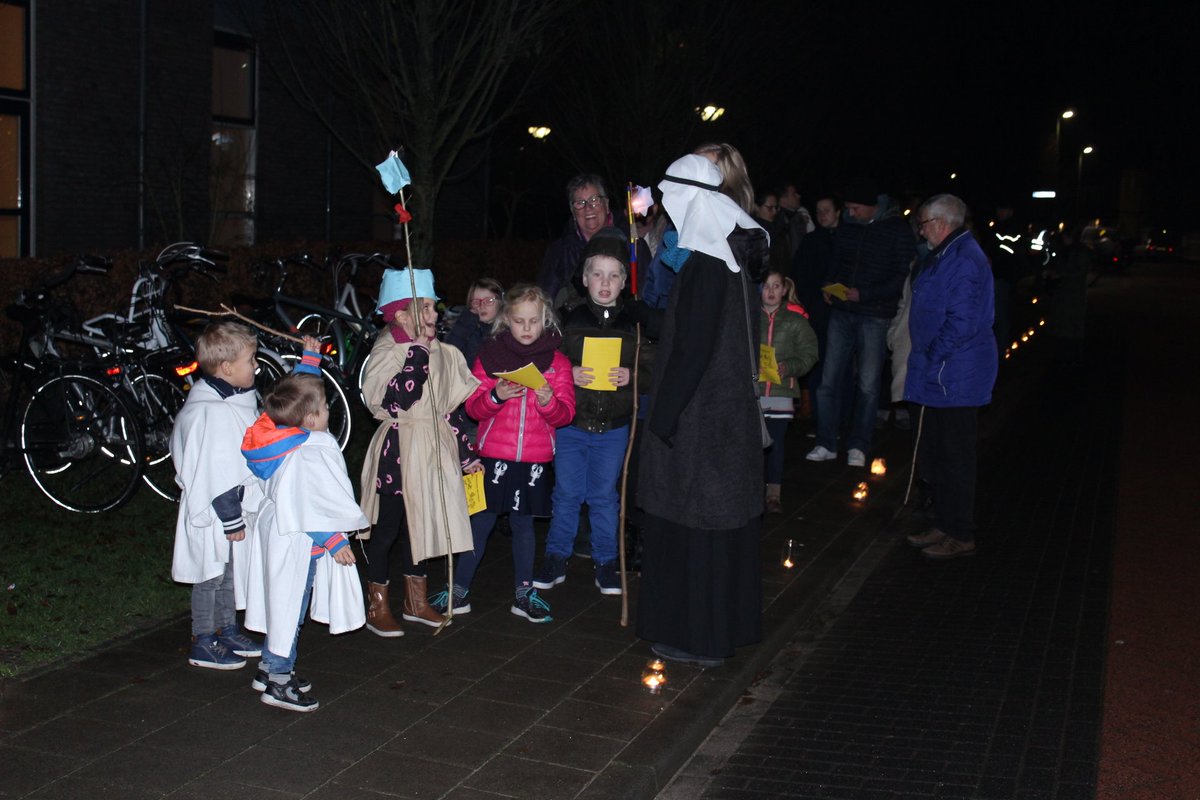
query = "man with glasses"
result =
(903, 194, 996, 559)
(806, 179, 916, 468)
(537, 174, 650, 312)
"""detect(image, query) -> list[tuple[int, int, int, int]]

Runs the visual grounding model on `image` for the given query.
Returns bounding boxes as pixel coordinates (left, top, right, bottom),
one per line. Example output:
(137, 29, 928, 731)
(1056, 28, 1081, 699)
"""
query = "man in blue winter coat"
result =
(903, 194, 998, 559)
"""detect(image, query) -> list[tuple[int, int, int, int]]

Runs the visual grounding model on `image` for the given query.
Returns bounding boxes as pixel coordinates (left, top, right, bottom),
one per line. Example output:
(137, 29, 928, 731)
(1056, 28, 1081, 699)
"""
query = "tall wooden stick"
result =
(398, 186, 456, 632)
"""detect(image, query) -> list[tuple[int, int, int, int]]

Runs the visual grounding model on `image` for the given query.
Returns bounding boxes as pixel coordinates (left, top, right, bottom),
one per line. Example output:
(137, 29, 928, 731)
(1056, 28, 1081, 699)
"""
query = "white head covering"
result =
(658, 154, 766, 274)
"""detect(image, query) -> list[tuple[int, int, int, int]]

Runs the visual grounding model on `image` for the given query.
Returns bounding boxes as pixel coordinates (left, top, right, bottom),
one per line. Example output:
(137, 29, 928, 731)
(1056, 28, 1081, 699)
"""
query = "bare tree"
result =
(257, 0, 574, 264)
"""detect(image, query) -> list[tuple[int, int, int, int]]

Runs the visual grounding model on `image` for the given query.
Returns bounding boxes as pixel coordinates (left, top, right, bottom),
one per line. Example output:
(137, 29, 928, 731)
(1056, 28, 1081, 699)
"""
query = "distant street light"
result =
(1076, 145, 1095, 219)
(696, 105, 725, 122)
(527, 126, 551, 139)
(949, 172, 958, 180)
(1054, 108, 1076, 217)
(1032, 190, 1057, 199)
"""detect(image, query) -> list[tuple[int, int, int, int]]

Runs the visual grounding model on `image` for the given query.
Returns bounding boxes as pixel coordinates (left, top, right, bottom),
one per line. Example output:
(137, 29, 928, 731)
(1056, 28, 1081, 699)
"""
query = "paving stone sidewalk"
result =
(0, 417, 915, 799)
(664, 303, 1119, 798)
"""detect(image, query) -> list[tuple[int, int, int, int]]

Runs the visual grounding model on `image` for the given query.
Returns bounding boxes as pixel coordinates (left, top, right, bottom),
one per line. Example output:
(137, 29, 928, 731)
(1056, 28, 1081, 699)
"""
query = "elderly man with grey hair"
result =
(903, 193, 997, 559)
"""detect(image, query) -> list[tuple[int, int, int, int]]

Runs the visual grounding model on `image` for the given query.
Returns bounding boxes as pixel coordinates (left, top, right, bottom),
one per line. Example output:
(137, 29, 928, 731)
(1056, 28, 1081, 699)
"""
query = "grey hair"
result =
(565, 174, 610, 206)
(920, 194, 968, 228)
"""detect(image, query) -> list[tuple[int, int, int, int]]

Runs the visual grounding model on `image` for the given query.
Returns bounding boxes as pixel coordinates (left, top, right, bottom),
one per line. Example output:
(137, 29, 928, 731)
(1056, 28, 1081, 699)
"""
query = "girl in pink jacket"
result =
(436, 284, 575, 622)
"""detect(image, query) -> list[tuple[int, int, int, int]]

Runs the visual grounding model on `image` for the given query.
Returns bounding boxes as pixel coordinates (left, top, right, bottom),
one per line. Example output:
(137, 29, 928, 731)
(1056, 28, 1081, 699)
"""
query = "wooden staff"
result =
(174, 303, 303, 344)
(397, 185, 456, 633)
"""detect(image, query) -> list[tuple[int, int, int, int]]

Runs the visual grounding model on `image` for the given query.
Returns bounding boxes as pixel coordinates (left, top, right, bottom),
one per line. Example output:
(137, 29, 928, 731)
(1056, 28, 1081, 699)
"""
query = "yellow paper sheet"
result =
(494, 362, 547, 390)
(759, 343, 781, 385)
(822, 282, 850, 301)
(581, 337, 622, 391)
(463, 470, 487, 516)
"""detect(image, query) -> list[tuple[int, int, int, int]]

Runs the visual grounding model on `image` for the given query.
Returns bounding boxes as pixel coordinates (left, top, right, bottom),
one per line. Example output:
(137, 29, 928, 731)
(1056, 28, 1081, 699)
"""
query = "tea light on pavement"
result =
(853, 482, 868, 501)
(870, 458, 886, 476)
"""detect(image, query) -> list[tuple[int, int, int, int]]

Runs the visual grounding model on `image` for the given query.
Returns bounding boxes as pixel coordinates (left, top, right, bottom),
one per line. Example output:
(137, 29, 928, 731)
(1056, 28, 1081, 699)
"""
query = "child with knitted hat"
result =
(240, 357, 367, 713)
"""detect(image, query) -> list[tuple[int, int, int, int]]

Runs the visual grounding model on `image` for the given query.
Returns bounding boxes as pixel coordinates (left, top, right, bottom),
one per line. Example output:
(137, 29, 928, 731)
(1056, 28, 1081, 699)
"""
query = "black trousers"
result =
(365, 492, 425, 583)
(915, 404, 980, 543)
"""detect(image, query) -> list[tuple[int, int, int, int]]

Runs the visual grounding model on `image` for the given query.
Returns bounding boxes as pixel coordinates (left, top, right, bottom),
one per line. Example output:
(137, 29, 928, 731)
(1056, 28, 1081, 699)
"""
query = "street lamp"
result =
(696, 105, 725, 122)
(527, 126, 551, 139)
(1076, 146, 1094, 219)
(1054, 108, 1076, 216)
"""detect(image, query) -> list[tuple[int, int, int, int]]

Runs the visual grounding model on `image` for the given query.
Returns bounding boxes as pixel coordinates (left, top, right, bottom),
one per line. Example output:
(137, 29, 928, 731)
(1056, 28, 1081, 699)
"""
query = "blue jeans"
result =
(191, 557, 235, 636)
(815, 310, 890, 454)
(261, 557, 316, 675)
(545, 424, 629, 564)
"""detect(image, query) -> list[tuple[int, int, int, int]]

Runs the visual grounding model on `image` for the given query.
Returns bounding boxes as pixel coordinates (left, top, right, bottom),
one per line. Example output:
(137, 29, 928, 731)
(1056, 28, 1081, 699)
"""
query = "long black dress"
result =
(636, 230, 767, 658)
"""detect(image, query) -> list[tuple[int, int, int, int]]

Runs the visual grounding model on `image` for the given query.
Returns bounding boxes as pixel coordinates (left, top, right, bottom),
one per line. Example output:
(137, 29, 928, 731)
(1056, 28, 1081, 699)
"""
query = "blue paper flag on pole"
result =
(376, 151, 412, 194)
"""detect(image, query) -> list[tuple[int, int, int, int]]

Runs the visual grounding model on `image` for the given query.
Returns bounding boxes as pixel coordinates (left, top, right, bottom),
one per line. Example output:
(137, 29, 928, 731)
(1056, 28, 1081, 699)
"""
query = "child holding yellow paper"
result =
(533, 228, 653, 596)
(759, 269, 818, 513)
(457, 284, 576, 622)
(357, 268, 482, 637)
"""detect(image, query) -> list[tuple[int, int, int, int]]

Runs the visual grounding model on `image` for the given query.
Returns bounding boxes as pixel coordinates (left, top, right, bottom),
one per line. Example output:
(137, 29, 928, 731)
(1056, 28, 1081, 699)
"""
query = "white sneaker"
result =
(847, 449, 866, 467)
(806, 446, 837, 462)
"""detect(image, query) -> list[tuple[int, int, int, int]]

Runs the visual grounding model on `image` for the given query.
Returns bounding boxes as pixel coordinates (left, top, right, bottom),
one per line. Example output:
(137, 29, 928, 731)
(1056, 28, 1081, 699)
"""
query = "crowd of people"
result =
(169, 140, 1049, 711)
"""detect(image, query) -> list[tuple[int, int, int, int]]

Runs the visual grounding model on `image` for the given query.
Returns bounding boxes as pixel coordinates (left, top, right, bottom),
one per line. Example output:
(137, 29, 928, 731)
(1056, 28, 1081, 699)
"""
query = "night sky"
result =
(510, 1, 1195, 237)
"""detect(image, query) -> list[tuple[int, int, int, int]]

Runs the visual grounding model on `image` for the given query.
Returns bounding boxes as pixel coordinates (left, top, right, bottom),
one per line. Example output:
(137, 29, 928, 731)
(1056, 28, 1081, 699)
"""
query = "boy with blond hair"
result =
(171, 321, 264, 670)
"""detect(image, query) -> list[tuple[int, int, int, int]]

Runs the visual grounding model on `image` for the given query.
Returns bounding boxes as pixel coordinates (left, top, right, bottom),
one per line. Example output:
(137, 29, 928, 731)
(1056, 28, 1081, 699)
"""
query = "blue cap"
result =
(377, 268, 440, 312)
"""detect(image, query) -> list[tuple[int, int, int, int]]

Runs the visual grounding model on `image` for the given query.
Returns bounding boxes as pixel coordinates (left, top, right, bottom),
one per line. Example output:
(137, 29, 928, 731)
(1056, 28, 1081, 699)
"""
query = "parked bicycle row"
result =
(0, 242, 406, 514)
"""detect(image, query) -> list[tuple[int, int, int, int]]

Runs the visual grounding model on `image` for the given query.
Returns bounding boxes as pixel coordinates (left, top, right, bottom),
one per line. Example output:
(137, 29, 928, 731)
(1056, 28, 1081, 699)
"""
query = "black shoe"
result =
(251, 669, 311, 694)
(651, 642, 724, 668)
(260, 677, 319, 712)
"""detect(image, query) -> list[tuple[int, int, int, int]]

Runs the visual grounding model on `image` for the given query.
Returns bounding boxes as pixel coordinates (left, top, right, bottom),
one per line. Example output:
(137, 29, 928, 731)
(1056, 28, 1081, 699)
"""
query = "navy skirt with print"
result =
(480, 457, 553, 517)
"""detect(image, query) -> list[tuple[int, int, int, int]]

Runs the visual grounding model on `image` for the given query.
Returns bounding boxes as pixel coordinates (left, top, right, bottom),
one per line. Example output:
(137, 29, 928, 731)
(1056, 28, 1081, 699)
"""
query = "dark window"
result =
(211, 32, 256, 246)
(1, 1, 30, 256)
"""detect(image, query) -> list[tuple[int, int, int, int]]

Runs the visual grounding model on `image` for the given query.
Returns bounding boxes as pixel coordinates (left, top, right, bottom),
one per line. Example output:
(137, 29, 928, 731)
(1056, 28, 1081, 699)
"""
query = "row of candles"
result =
(1004, 296, 1047, 361)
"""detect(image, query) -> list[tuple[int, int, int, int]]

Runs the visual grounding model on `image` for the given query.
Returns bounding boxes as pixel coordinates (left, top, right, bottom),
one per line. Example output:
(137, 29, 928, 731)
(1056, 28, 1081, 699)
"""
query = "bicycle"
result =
(1, 257, 146, 512)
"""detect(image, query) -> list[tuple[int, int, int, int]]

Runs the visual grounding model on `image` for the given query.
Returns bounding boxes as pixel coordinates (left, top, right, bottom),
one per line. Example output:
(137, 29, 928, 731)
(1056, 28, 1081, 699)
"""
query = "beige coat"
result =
(358, 332, 480, 563)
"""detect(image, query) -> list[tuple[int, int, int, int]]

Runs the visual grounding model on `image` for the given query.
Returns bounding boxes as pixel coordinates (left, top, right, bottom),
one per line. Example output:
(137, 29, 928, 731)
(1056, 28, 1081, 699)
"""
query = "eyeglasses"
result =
(469, 296, 498, 308)
(570, 194, 608, 210)
(917, 217, 940, 229)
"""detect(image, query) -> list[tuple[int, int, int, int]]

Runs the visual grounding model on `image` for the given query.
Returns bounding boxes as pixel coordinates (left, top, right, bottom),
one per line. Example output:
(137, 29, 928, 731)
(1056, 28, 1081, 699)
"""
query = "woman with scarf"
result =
(637, 152, 770, 668)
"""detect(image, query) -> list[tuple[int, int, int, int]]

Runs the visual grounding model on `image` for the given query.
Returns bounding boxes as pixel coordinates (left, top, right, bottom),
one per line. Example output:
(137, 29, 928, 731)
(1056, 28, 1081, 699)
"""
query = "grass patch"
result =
(0, 473, 184, 677)
(0, 405, 375, 678)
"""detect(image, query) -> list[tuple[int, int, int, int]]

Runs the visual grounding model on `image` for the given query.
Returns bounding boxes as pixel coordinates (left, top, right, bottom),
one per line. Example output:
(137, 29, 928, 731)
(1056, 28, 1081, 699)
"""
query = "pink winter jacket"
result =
(466, 351, 575, 463)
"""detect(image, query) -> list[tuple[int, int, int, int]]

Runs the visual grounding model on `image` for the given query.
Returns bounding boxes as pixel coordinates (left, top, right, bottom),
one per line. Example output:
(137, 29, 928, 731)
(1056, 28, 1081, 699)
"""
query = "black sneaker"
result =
(594, 561, 622, 596)
(510, 590, 553, 623)
(260, 677, 319, 712)
(531, 554, 567, 590)
(429, 586, 471, 615)
(251, 669, 311, 694)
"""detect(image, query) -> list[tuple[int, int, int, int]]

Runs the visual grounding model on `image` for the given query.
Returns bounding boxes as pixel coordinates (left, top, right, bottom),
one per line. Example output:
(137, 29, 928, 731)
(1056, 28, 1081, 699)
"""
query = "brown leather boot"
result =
(401, 575, 446, 628)
(365, 581, 404, 638)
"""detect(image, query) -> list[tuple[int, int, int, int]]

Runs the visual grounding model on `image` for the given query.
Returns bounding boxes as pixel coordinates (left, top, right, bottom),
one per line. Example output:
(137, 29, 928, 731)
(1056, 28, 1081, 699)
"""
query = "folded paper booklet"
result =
(494, 362, 547, 390)
(822, 282, 850, 301)
(463, 470, 486, 516)
(581, 337, 621, 391)
(759, 343, 781, 385)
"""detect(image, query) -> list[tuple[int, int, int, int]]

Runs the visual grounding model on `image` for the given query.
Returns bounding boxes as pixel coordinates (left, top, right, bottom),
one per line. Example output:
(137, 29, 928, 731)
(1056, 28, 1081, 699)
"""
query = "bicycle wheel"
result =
(130, 372, 187, 502)
(20, 373, 145, 512)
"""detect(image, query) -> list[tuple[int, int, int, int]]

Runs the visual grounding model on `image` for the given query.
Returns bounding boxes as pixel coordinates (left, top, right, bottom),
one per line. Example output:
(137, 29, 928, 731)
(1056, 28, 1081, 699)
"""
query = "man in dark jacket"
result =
(537, 173, 651, 313)
(903, 194, 997, 559)
(806, 181, 916, 467)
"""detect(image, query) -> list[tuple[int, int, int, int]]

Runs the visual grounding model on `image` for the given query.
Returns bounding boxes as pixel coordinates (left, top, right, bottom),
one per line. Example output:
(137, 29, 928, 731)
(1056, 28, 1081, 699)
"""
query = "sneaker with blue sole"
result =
(216, 624, 262, 658)
(531, 554, 568, 590)
(187, 635, 246, 670)
(511, 590, 553, 623)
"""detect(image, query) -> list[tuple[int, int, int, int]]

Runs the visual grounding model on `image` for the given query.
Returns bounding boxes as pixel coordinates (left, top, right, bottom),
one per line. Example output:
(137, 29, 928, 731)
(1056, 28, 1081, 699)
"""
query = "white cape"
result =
(243, 430, 369, 657)
(169, 381, 263, 606)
